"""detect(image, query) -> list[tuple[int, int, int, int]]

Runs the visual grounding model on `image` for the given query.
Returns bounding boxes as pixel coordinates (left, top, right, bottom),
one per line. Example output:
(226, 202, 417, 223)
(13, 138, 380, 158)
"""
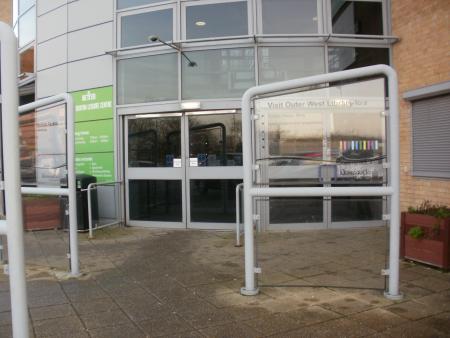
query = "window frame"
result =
(181, 0, 253, 42)
(117, 3, 178, 49)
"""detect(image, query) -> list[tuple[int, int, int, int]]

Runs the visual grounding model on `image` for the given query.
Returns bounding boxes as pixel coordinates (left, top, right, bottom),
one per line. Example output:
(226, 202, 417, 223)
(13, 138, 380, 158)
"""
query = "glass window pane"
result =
(121, 9, 173, 48)
(190, 179, 242, 223)
(117, 53, 178, 104)
(328, 47, 389, 72)
(117, 0, 164, 10)
(129, 180, 182, 222)
(332, 195, 383, 222)
(188, 113, 242, 167)
(128, 116, 181, 168)
(13, 0, 19, 26)
(19, 0, 34, 14)
(186, 1, 248, 40)
(258, 47, 324, 85)
(182, 48, 255, 99)
(19, 6, 35, 47)
(331, 1, 383, 35)
(261, 0, 318, 34)
(19, 111, 36, 185)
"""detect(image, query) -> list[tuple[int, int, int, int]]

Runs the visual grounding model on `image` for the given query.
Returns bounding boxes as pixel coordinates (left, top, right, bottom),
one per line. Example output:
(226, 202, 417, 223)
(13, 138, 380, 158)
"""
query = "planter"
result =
(400, 212, 450, 269)
(22, 196, 61, 231)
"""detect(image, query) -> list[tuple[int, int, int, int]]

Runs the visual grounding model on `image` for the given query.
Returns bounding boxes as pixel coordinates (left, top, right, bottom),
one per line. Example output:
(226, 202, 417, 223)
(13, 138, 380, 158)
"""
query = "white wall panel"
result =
(37, 5, 67, 43)
(37, 35, 68, 71)
(68, 55, 113, 91)
(68, 0, 114, 31)
(68, 22, 113, 62)
(37, 0, 67, 16)
(36, 64, 67, 99)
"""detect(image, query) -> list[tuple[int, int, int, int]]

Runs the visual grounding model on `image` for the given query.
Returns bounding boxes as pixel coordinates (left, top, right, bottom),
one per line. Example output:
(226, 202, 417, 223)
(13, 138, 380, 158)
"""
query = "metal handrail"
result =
(235, 183, 244, 247)
(83, 181, 123, 239)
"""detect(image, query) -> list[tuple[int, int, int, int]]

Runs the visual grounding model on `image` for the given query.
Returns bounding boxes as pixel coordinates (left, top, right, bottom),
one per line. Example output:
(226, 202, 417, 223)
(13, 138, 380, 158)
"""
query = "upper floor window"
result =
(259, 0, 319, 34)
(19, 6, 35, 48)
(331, 0, 383, 35)
(183, 1, 249, 40)
(19, 0, 34, 14)
(117, 0, 165, 10)
(120, 6, 174, 48)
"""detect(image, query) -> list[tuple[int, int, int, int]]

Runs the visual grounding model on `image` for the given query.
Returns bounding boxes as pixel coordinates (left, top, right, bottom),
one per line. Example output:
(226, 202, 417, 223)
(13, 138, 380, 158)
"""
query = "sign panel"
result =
(75, 119, 114, 154)
(75, 153, 114, 183)
(72, 86, 113, 122)
(35, 105, 66, 187)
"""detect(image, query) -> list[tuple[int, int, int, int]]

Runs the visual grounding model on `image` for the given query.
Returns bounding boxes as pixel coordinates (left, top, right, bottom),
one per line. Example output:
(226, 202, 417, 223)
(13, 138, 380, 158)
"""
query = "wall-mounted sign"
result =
(75, 119, 114, 154)
(75, 153, 114, 183)
(72, 86, 113, 122)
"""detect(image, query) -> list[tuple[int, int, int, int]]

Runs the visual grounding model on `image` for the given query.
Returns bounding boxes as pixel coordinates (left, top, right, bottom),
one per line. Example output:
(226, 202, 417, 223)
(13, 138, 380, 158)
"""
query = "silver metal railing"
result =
(83, 181, 123, 239)
(235, 183, 244, 247)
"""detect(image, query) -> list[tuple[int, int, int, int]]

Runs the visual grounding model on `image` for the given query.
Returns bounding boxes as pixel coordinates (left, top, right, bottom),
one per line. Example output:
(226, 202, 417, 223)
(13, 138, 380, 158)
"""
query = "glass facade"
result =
(13, 0, 36, 48)
(331, 0, 383, 35)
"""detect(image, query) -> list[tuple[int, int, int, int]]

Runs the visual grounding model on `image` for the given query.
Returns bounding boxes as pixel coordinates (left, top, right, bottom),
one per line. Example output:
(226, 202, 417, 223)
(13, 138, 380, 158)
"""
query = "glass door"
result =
(125, 113, 186, 228)
(185, 110, 243, 229)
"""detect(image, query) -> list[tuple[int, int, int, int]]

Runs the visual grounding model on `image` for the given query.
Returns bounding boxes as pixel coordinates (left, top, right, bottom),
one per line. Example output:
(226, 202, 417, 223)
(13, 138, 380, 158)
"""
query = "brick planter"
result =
(23, 196, 61, 231)
(400, 212, 450, 270)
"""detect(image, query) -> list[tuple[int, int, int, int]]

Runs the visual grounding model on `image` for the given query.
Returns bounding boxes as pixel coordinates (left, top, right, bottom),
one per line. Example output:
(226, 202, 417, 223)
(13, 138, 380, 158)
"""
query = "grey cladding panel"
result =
(412, 94, 450, 178)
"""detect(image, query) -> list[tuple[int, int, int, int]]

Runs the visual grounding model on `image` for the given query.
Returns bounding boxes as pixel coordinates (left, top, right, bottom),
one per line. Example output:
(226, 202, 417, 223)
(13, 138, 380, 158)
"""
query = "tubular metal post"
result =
(87, 183, 94, 239)
(19, 93, 79, 277)
(235, 183, 243, 247)
(0, 21, 30, 338)
(241, 65, 402, 300)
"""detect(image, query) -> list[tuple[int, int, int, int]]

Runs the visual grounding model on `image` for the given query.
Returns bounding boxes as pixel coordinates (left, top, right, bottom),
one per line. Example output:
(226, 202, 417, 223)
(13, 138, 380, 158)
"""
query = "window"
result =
(258, 47, 325, 85)
(117, 0, 165, 10)
(328, 47, 389, 72)
(331, 0, 383, 35)
(260, 0, 319, 34)
(18, 5, 35, 47)
(184, 1, 248, 40)
(121, 8, 173, 48)
(411, 94, 450, 178)
(182, 48, 255, 99)
(19, 0, 34, 14)
(117, 53, 178, 104)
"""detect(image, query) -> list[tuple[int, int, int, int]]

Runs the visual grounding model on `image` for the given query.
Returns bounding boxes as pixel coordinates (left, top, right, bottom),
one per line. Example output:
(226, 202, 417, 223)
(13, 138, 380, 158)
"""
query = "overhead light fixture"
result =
(195, 21, 206, 27)
(181, 101, 201, 110)
(148, 35, 197, 67)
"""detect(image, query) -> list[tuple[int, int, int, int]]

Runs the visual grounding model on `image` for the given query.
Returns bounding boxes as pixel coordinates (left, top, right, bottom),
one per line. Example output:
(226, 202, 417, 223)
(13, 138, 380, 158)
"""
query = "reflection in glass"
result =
(189, 113, 242, 167)
(190, 180, 242, 223)
(270, 182, 323, 224)
(19, 111, 36, 185)
(19, 6, 35, 47)
(332, 0, 383, 35)
(328, 47, 389, 72)
(20, 46, 34, 73)
(261, 0, 318, 34)
(19, 0, 34, 14)
(117, 0, 165, 10)
(118, 53, 178, 104)
(129, 180, 182, 222)
(332, 187, 383, 222)
(186, 1, 248, 39)
(182, 48, 255, 99)
(121, 9, 172, 48)
(128, 117, 180, 167)
(258, 47, 325, 85)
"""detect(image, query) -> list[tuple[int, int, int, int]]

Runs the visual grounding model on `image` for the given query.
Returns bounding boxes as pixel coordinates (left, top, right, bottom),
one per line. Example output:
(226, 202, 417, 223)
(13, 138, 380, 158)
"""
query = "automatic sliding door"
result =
(125, 114, 186, 228)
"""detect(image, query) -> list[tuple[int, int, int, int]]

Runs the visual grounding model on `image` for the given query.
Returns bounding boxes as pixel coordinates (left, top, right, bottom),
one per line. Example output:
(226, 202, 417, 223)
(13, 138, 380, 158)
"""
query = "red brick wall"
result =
(392, 0, 450, 210)
(0, 0, 12, 25)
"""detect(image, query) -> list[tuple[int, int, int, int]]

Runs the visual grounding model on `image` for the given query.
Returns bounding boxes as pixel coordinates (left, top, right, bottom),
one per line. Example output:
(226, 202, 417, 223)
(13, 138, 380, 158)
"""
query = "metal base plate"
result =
(240, 287, 259, 296)
(384, 291, 404, 300)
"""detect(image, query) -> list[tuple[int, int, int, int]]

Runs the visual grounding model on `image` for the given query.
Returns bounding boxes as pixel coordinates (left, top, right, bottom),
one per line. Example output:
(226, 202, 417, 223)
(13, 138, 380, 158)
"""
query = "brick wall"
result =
(392, 0, 450, 210)
(0, 0, 12, 25)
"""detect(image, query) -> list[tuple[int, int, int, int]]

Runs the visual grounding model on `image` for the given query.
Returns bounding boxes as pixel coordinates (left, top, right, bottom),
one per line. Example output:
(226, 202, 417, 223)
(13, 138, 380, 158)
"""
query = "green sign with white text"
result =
(73, 86, 113, 122)
(75, 153, 114, 183)
(75, 119, 114, 154)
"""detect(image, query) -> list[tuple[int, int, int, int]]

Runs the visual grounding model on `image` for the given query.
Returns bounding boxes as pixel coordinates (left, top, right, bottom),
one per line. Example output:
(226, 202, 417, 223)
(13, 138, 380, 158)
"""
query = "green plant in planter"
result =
(408, 226, 425, 239)
(408, 200, 450, 218)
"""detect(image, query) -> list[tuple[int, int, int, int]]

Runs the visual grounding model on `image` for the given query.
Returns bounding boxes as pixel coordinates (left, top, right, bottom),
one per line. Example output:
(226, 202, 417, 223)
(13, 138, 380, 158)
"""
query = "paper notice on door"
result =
(173, 158, 181, 168)
(189, 158, 198, 167)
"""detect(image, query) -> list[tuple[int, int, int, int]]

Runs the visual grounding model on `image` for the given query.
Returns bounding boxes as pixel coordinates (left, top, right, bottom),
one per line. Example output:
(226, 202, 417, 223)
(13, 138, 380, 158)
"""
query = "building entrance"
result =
(125, 110, 243, 229)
